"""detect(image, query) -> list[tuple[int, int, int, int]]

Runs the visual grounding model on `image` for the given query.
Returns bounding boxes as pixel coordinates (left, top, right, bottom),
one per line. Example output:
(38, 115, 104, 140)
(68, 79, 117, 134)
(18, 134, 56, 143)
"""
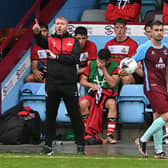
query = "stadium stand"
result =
(0, 0, 166, 141)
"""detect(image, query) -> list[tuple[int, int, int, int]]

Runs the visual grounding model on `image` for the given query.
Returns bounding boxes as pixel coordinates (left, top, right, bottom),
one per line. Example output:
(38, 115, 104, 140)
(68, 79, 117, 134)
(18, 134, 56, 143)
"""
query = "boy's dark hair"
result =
(39, 22, 48, 30)
(144, 21, 152, 30)
(98, 49, 111, 61)
(75, 26, 87, 36)
(114, 17, 127, 26)
(151, 20, 164, 28)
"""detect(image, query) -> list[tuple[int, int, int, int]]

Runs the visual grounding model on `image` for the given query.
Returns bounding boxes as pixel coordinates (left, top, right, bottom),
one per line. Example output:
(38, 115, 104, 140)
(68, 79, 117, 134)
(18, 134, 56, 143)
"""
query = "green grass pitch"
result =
(0, 153, 168, 168)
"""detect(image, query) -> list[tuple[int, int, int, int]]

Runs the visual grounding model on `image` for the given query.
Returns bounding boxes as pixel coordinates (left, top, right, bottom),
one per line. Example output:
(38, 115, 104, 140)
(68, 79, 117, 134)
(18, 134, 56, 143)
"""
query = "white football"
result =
(120, 58, 137, 74)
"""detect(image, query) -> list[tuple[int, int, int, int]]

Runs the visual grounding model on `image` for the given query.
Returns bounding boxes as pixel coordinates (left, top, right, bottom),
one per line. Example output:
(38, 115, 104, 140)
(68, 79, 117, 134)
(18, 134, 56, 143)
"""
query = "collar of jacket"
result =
(51, 32, 71, 38)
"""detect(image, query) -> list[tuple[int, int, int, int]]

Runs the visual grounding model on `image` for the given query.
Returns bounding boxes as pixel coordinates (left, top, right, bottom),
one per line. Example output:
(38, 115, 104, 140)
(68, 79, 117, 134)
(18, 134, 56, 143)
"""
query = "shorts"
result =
(79, 94, 115, 108)
(145, 87, 168, 114)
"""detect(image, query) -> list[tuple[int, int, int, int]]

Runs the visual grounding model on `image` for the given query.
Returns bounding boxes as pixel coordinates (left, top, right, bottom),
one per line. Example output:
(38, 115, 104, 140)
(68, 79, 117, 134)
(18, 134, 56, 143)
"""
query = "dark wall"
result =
(0, 0, 36, 28)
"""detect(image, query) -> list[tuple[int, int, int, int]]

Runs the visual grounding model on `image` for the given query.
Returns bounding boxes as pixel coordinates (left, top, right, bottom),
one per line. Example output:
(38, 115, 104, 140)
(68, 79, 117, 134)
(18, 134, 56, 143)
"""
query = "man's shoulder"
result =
(85, 40, 97, 49)
(31, 44, 43, 51)
(87, 40, 96, 45)
(105, 38, 116, 45)
(139, 40, 151, 49)
(127, 37, 138, 45)
(163, 42, 168, 49)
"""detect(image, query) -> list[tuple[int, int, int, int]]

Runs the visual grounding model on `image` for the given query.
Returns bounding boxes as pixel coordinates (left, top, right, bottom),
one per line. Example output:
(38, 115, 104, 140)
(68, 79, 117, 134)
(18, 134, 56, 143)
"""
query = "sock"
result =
(82, 114, 88, 127)
(141, 117, 166, 142)
(107, 118, 117, 136)
(153, 128, 163, 153)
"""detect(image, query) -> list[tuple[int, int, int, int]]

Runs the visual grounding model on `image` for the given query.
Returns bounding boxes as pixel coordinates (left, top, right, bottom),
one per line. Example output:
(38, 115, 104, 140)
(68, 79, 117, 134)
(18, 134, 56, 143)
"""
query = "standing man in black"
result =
(32, 16, 85, 155)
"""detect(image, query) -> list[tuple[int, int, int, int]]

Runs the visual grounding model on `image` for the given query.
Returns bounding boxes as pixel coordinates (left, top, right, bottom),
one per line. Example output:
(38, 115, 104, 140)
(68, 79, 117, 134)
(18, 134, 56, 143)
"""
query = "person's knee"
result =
(79, 99, 90, 112)
(24, 74, 35, 83)
(106, 99, 116, 109)
(121, 75, 135, 84)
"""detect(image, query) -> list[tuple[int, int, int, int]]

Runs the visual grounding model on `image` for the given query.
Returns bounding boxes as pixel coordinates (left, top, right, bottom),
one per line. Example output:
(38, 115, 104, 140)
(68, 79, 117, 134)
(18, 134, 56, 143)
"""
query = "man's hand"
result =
(32, 18, 41, 34)
(46, 49, 58, 60)
(118, 67, 129, 76)
(33, 69, 44, 82)
(97, 60, 106, 70)
(90, 83, 99, 91)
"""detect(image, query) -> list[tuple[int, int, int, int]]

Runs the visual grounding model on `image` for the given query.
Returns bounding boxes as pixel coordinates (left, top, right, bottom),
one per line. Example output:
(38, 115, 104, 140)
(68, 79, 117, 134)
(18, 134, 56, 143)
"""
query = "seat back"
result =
(141, 0, 157, 21)
(80, 9, 106, 21)
(144, 10, 162, 23)
(117, 84, 150, 123)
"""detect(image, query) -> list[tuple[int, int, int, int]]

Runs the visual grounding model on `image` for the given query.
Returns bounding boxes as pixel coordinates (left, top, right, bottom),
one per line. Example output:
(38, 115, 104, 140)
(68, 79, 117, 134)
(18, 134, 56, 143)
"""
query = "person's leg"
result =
(105, 98, 117, 144)
(121, 74, 135, 84)
(24, 73, 36, 83)
(136, 115, 167, 157)
(41, 87, 61, 155)
(63, 84, 85, 154)
(79, 97, 91, 127)
(45, 87, 61, 144)
(152, 112, 164, 157)
(136, 89, 168, 157)
(141, 113, 168, 142)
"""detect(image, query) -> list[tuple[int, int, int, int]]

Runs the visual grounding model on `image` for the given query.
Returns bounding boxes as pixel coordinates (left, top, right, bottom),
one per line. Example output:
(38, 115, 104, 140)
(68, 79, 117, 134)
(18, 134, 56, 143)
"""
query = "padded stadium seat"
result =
(80, 9, 106, 21)
(141, 0, 157, 21)
(144, 10, 162, 23)
(117, 84, 150, 124)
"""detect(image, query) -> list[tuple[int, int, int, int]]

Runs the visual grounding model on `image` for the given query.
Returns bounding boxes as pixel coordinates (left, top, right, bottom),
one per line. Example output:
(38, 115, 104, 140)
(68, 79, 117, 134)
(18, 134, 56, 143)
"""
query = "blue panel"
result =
(118, 101, 145, 123)
(23, 100, 46, 121)
(1, 50, 31, 113)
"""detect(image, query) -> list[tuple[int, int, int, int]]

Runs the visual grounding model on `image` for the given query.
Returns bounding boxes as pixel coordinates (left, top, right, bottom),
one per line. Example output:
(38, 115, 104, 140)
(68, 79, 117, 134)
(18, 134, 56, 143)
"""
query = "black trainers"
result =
(77, 145, 85, 155)
(135, 138, 148, 157)
(40, 145, 54, 156)
(154, 152, 168, 159)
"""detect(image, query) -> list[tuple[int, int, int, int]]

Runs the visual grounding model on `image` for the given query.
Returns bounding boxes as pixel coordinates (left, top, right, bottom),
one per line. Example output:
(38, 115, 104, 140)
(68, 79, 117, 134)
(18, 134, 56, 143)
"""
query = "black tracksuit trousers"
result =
(45, 83, 85, 147)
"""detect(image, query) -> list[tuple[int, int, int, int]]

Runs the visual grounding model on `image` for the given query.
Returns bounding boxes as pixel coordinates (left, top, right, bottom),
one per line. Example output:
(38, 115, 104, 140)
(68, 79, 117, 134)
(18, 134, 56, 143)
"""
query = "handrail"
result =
(0, 0, 42, 55)
(0, 0, 66, 83)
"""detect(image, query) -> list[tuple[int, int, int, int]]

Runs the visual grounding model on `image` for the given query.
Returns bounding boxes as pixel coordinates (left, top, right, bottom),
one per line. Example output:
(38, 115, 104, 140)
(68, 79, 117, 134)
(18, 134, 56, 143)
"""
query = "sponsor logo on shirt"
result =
(156, 57, 165, 69)
(108, 45, 129, 55)
(67, 42, 73, 46)
(163, 49, 168, 55)
(80, 52, 88, 62)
